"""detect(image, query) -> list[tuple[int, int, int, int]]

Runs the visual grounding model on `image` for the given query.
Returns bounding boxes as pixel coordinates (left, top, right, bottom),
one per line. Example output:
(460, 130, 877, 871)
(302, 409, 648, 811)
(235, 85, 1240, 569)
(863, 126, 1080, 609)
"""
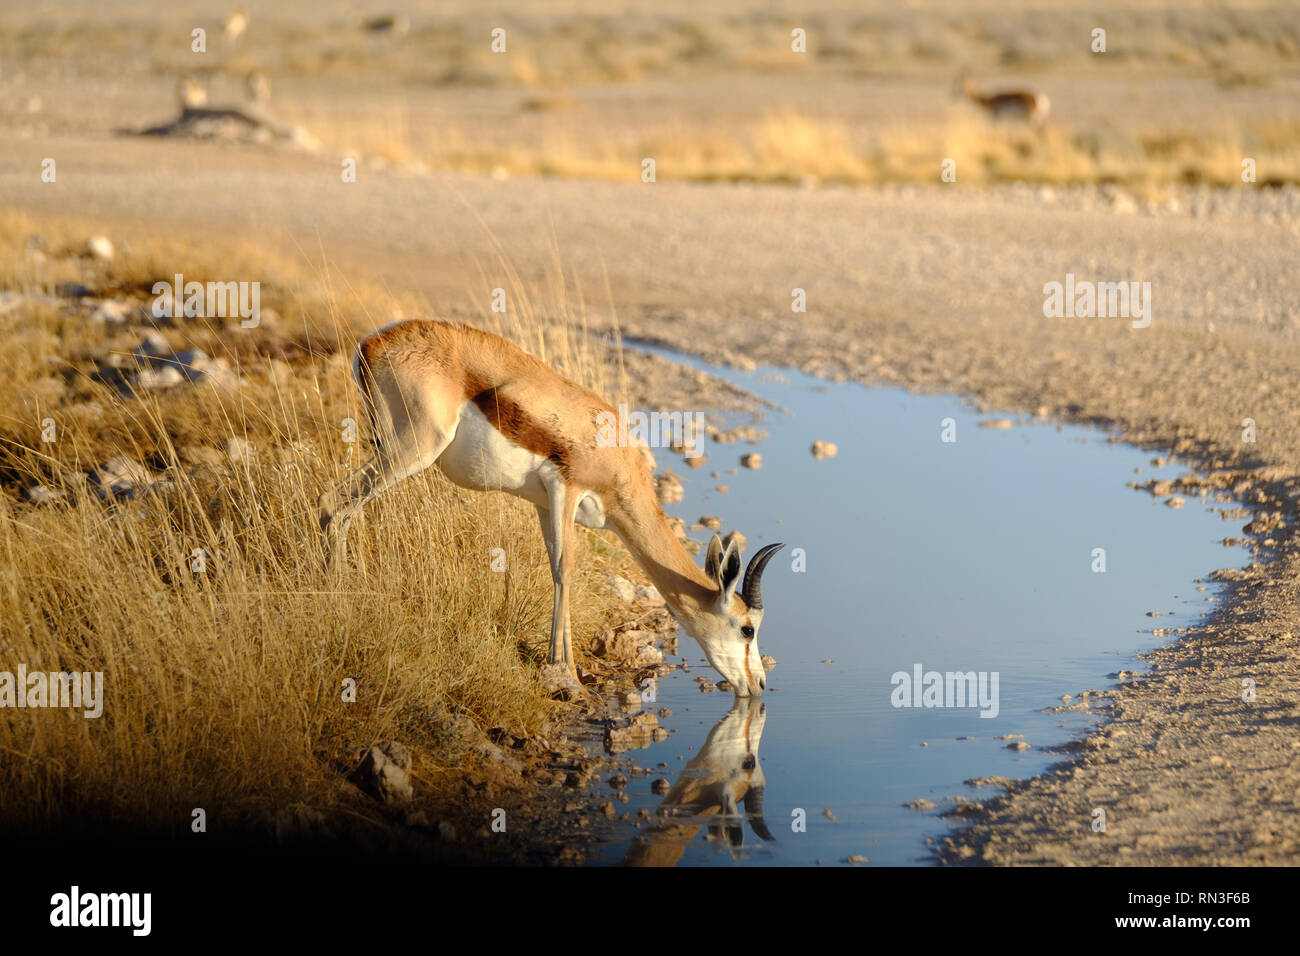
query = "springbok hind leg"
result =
(318, 433, 449, 569)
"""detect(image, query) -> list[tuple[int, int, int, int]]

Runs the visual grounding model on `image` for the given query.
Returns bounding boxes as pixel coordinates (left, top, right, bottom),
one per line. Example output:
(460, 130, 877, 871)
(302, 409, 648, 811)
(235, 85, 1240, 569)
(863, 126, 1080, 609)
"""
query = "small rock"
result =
(91, 455, 155, 499)
(136, 366, 186, 390)
(592, 629, 659, 666)
(132, 332, 172, 365)
(168, 348, 212, 379)
(609, 774, 629, 789)
(810, 440, 839, 458)
(740, 453, 762, 470)
(355, 741, 413, 805)
(633, 584, 664, 605)
(606, 574, 637, 602)
(761, 655, 776, 671)
(655, 473, 684, 505)
(651, 778, 671, 795)
(823, 808, 837, 821)
(699, 516, 722, 530)
(85, 236, 114, 261)
(89, 299, 134, 325)
(843, 854, 868, 864)
(23, 485, 66, 504)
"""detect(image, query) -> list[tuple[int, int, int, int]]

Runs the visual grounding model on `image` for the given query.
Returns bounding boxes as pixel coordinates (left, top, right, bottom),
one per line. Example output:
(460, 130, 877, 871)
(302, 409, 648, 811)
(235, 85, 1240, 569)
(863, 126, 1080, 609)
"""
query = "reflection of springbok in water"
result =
(953, 71, 1050, 126)
(622, 698, 775, 866)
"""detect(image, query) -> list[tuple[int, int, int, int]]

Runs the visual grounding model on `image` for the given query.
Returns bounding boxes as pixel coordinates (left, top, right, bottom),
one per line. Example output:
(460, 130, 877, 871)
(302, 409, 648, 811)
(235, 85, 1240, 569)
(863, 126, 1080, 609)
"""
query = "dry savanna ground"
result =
(3, 2, 1300, 193)
(1, 0, 1299, 867)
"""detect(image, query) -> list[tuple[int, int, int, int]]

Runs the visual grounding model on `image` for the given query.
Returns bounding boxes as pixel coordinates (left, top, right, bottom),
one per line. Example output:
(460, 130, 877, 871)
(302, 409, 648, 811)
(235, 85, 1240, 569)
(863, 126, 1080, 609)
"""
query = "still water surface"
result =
(588, 347, 1248, 866)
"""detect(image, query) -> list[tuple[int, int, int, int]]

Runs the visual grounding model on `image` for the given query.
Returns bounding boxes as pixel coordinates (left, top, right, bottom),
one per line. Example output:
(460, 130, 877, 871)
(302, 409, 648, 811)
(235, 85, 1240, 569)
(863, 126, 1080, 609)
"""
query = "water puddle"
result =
(586, 344, 1250, 866)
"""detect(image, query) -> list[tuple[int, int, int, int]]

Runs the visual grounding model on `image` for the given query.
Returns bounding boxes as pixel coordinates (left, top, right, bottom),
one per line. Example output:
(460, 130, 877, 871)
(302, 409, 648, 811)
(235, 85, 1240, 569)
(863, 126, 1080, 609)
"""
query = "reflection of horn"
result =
(744, 787, 776, 842)
(741, 543, 783, 610)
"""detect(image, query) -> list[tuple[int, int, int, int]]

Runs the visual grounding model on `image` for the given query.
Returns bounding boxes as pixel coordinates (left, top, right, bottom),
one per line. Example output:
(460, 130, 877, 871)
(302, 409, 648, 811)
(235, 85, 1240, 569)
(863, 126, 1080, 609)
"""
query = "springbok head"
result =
(693, 536, 782, 697)
(624, 698, 775, 865)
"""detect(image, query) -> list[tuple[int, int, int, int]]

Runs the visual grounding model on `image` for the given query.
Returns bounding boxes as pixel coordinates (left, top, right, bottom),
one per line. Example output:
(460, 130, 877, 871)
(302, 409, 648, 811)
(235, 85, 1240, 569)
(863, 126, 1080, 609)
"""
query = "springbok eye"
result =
(741, 625, 755, 640)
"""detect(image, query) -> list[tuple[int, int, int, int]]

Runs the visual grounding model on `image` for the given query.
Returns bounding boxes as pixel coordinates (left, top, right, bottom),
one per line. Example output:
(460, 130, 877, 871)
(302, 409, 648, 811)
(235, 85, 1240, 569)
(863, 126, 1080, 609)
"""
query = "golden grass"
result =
(0, 212, 638, 835)
(296, 102, 1300, 191)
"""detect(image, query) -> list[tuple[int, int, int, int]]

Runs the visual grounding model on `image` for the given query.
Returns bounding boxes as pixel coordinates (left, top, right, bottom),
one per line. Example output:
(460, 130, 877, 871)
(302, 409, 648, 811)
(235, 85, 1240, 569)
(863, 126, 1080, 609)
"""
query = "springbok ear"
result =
(705, 533, 724, 580)
(717, 538, 743, 600)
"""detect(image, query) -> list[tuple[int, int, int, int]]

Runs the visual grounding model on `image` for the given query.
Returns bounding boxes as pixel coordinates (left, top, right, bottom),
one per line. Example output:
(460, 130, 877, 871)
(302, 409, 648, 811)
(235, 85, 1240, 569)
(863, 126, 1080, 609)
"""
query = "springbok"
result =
(245, 70, 270, 107)
(224, 11, 248, 44)
(954, 71, 1050, 126)
(623, 698, 775, 866)
(317, 320, 783, 696)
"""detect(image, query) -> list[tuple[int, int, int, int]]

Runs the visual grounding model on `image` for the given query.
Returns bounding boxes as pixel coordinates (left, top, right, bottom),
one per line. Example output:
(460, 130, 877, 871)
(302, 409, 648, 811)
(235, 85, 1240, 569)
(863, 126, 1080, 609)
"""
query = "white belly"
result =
(436, 402, 550, 508)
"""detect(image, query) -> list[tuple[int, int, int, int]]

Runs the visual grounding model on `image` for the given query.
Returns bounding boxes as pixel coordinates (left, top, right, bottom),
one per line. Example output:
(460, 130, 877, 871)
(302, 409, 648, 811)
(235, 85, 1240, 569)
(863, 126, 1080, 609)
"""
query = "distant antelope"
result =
(954, 71, 1050, 126)
(623, 698, 775, 866)
(362, 14, 410, 37)
(317, 320, 784, 695)
(245, 70, 270, 106)
(224, 11, 248, 44)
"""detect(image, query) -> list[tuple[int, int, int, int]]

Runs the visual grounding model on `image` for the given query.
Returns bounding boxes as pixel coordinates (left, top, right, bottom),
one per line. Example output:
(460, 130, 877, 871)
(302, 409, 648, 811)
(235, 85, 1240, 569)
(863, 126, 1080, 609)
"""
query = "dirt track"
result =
(5, 130, 1300, 864)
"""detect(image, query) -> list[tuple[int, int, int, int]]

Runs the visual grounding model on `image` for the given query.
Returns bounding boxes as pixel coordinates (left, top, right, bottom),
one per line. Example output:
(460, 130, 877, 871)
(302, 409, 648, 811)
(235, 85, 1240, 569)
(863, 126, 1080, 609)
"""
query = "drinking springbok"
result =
(318, 320, 783, 696)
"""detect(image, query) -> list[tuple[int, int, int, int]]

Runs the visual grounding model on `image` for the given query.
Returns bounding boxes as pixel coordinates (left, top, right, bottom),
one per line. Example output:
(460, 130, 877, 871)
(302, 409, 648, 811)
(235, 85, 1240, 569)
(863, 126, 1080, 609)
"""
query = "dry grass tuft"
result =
(0, 212, 637, 837)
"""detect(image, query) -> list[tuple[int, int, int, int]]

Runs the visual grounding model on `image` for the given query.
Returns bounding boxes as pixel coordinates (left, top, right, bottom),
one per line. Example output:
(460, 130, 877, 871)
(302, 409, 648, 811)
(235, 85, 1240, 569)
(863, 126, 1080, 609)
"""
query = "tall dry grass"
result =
(297, 103, 1300, 191)
(0, 213, 637, 838)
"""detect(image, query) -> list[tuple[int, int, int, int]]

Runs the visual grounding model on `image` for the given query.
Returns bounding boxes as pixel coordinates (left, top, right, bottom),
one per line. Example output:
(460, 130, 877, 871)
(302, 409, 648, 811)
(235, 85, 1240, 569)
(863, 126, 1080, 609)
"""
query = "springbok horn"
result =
(741, 543, 784, 610)
(744, 787, 776, 842)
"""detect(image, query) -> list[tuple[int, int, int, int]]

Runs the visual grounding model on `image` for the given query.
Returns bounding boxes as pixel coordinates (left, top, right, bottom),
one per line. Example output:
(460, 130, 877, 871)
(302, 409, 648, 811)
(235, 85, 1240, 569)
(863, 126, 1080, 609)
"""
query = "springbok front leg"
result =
(536, 481, 577, 672)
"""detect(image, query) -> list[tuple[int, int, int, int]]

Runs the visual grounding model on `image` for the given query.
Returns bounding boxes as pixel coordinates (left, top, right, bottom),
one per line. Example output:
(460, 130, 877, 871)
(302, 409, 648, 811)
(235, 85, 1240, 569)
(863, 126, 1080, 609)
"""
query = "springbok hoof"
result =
(539, 663, 584, 701)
